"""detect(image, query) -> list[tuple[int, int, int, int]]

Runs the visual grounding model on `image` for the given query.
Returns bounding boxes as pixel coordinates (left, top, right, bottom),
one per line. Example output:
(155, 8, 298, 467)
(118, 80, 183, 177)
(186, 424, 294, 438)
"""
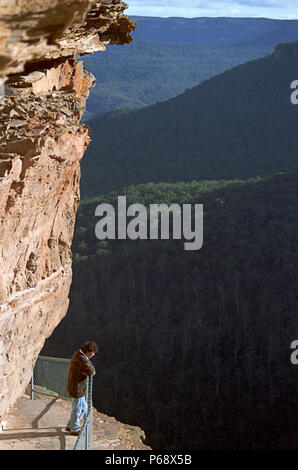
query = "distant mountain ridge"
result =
(130, 16, 298, 46)
(81, 40, 273, 120)
(81, 17, 298, 120)
(81, 40, 298, 197)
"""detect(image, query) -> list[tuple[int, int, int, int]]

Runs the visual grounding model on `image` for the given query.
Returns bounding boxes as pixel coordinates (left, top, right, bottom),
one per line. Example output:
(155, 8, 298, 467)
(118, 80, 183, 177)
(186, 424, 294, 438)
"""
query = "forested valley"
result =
(42, 18, 298, 451)
(81, 16, 298, 120)
(43, 175, 298, 449)
(81, 41, 298, 197)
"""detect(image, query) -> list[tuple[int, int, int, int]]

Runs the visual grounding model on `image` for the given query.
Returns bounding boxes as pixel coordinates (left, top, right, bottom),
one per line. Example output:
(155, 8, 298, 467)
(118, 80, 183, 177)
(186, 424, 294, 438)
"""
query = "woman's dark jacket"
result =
(67, 350, 95, 398)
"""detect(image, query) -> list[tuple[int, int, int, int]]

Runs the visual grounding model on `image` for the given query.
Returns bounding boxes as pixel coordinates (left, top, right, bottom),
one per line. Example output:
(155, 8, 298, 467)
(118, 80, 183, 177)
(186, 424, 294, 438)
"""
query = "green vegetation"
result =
(81, 42, 298, 197)
(81, 41, 273, 120)
(81, 17, 298, 120)
(42, 31, 298, 449)
(43, 175, 298, 449)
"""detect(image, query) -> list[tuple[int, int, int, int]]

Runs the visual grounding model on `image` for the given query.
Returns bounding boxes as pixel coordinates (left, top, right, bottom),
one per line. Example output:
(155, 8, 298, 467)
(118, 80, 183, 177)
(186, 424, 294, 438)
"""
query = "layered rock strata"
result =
(0, 0, 136, 419)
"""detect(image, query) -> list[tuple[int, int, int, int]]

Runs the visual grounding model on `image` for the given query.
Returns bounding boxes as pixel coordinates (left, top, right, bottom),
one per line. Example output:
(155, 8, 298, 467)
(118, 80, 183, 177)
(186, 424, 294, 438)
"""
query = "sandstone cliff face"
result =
(0, 0, 136, 419)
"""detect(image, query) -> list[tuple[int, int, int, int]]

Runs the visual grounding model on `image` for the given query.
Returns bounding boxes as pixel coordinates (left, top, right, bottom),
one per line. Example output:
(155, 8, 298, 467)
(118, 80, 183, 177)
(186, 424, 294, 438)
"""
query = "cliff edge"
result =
(0, 393, 149, 450)
(0, 0, 136, 420)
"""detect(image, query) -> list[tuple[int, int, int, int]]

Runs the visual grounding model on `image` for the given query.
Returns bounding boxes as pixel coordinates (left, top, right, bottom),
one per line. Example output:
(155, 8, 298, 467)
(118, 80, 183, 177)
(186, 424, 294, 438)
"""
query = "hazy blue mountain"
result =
(81, 41, 298, 197)
(81, 17, 298, 120)
(81, 41, 272, 120)
(130, 16, 298, 46)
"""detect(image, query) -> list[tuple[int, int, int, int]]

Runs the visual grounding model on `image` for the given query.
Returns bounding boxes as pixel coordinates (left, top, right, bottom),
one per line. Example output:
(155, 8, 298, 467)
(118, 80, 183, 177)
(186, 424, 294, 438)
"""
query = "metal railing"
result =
(31, 355, 70, 400)
(31, 355, 93, 450)
(73, 375, 93, 450)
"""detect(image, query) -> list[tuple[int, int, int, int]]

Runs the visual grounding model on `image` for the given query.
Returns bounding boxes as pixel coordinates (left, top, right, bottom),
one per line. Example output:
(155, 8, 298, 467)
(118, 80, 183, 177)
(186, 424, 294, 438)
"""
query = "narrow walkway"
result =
(0, 393, 149, 450)
(0, 394, 78, 450)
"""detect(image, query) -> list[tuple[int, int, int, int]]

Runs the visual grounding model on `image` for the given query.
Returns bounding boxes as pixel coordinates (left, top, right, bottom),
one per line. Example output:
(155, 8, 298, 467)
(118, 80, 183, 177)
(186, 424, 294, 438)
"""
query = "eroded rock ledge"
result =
(0, 0, 136, 419)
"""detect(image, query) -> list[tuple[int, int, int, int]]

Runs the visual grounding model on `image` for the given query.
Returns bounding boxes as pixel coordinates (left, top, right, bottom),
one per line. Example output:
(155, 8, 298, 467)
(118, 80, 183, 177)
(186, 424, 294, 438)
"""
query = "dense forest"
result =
(43, 175, 298, 449)
(41, 25, 298, 450)
(81, 41, 273, 120)
(80, 17, 298, 120)
(81, 41, 298, 197)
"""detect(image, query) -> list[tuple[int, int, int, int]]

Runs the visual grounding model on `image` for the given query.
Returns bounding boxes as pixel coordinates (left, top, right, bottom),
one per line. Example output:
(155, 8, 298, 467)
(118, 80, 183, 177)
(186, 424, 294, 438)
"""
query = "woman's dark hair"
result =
(81, 341, 98, 354)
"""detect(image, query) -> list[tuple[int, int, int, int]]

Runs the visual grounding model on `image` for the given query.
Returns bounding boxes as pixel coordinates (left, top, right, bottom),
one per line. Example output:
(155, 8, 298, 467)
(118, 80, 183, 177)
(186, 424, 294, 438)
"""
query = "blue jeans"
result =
(67, 396, 87, 432)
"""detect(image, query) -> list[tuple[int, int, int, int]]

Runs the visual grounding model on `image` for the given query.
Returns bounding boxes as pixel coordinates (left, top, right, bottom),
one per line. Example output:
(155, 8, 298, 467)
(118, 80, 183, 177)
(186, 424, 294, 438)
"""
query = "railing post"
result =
(31, 372, 34, 400)
(73, 374, 93, 450)
(87, 375, 93, 449)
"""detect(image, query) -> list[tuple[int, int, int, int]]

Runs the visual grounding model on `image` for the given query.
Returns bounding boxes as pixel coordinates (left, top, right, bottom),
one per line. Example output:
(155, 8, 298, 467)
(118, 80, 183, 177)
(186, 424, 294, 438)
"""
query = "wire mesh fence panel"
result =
(31, 356, 93, 450)
(32, 356, 70, 399)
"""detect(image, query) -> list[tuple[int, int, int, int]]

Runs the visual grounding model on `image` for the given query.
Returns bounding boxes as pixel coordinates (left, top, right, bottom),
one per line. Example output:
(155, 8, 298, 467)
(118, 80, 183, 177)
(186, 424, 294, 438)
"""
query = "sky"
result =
(126, 0, 298, 20)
